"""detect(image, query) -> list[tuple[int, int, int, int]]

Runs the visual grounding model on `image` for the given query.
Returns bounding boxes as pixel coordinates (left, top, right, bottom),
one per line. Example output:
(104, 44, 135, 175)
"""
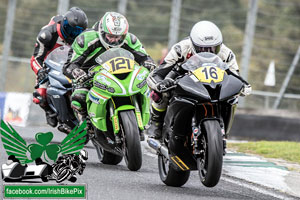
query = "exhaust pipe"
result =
(147, 138, 169, 159)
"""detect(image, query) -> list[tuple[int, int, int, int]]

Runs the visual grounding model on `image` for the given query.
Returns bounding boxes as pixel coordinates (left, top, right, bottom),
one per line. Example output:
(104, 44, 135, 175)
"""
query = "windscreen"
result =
(95, 47, 135, 66)
(45, 45, 70, 67)
(181, 52, 228, 71)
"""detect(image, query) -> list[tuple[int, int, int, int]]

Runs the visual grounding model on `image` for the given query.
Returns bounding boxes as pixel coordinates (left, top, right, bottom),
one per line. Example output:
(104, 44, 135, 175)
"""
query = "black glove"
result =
(37, 68, 48, 82)
(143, 60, 157, 71)
(157, 78, 174, 92)
(72, 68, 88, 83)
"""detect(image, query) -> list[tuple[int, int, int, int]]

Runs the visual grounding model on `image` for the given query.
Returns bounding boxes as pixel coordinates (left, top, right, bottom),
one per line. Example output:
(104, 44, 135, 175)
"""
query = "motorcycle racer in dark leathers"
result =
(146, 21, 252, 148)
(31, 7, 88, 129)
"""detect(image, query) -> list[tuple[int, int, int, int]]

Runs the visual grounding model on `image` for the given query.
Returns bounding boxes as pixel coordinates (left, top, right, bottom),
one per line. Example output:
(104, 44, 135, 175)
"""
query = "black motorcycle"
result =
(148, 52, 246, 187)
(34, 46, 77, 133)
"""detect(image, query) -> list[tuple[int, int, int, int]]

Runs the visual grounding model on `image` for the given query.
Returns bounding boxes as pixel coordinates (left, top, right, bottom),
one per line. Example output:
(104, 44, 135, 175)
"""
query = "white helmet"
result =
(99, 12, 129, 49)
(190, 21, 223, 54)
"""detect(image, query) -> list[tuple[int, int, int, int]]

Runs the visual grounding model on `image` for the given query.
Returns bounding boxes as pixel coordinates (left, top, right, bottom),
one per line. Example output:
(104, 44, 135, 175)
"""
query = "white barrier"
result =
(2, 92, 32, 127)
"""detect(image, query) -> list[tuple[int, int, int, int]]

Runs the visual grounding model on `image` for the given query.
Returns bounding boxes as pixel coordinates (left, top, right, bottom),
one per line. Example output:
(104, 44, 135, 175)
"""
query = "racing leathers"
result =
(146, 37, 248, 140)
(30, 15, 67, 127)
(62, 26, 155, 122)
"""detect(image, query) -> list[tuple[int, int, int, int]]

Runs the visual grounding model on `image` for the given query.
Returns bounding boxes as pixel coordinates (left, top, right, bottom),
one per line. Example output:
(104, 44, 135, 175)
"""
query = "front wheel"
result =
(56, 168, 71, 183)
(92, 140, 123, 165)
(197, 120, 223, 187)
(120, 110, 142, 171)
(158, 154, 190, 187)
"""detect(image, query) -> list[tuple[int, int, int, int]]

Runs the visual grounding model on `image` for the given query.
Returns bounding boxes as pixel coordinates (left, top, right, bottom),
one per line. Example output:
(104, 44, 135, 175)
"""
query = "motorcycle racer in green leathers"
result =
(63, 12, 156, 125)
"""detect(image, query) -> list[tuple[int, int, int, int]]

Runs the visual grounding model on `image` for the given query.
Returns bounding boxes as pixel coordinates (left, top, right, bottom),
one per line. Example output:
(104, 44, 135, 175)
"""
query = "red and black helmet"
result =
(60, 7, 88, 44)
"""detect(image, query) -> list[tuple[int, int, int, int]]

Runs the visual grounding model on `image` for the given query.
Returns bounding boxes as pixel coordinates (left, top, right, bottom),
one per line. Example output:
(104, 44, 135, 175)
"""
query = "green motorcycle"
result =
(87, 48, 150, 171)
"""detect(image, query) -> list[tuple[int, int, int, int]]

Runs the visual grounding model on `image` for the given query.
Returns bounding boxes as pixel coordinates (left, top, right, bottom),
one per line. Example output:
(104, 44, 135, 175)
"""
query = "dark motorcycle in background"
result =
(148, 52, 246, 187)
(34, 46, 77, 133)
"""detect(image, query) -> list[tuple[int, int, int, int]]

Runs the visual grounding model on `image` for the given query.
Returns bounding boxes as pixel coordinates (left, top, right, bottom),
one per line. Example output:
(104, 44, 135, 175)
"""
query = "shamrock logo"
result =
(0, 120, 87, 164)
(28, 132, 61, 162)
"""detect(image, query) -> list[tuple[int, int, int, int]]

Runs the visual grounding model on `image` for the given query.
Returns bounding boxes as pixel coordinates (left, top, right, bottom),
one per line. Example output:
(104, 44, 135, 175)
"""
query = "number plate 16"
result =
(192, 66, 225, 83)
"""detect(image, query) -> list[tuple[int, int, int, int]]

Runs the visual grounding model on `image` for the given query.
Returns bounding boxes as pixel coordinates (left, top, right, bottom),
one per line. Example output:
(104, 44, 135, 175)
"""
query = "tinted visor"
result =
(102, 32, 126, 47)
(63, 19, 84, 39)
(192, 42, 221, 54)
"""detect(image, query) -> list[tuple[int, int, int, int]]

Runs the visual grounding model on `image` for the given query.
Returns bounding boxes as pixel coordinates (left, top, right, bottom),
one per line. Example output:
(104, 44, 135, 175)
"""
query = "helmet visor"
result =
(102, 32, 126, 47)
(193, 45, 221, 54)
(63, 19, 84, 39)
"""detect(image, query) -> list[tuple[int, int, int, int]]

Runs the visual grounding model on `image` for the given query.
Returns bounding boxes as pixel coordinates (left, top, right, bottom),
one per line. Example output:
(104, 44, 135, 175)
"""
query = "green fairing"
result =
(86, 63, 150, 133)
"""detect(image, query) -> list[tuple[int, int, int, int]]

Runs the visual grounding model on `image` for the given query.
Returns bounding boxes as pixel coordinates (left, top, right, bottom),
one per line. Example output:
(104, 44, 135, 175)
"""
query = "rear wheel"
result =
(197, 120, 223, 187)
(158, 154, 190, 187)
(120, 110, 142, 171)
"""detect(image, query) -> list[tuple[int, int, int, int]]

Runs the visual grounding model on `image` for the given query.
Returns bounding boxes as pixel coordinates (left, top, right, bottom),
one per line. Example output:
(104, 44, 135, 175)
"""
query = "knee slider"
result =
(71, 100, 82, 111)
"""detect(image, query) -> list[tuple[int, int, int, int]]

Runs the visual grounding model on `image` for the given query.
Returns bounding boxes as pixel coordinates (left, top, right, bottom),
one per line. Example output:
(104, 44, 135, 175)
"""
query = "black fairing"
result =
(174, 76, 211, 102)
(219, 74, 244, 101)
(173, 73, 243, 102)
(165, 97, 195, 137)
(165, 97, 198, 170)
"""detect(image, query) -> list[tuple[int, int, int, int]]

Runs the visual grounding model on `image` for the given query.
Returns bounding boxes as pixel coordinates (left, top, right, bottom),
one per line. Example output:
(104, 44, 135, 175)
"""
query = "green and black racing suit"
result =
(62, 28, 155, 118)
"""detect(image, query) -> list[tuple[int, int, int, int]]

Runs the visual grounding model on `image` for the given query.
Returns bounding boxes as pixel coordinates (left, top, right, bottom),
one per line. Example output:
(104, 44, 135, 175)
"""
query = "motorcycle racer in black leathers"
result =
(146, 21, 252, 145)
(30, 7, 88, 129)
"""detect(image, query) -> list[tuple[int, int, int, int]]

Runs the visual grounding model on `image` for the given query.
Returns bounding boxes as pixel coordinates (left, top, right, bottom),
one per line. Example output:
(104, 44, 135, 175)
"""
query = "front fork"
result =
(191, 117, 202, 155)
(191, 117, 227, 157)
(108, 101, 122, 144)
(107, 96, 143, 145)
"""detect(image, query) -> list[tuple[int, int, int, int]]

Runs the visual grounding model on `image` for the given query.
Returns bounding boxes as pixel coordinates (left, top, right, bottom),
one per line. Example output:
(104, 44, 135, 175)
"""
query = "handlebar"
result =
(34, 77, 49, 89)
(158, 83, 177, 93)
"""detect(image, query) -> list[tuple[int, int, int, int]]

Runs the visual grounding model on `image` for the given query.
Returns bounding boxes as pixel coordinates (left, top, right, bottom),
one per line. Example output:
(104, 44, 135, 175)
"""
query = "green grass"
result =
(228, 141, 300, 165)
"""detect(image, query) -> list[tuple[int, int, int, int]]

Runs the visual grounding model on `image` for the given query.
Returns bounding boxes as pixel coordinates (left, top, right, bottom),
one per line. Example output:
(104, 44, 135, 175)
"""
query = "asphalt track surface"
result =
(0, 126, 298, 200)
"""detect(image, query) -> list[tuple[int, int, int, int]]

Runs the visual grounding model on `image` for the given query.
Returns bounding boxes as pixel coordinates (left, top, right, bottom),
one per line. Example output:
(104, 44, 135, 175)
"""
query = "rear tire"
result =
(158, 154, 190, 187)
(198, 120, 223, 187)
(120, 111, 142, 171)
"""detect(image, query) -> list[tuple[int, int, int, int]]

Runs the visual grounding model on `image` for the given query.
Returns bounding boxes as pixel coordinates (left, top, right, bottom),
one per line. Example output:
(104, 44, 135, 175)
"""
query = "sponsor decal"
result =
(88, 92, 100, 104)
(136, 70, 147, 81)
(136, 112, 143, 127)
(96, 75, 111, 86)
(137, 79, 147, 89)
(204, 36, 213, 40)
(113, 116, 119, 131)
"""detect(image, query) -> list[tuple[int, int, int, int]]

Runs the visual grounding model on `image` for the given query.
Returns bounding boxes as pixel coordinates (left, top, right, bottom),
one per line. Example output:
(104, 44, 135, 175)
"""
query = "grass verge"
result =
(228, 141, 300, 165)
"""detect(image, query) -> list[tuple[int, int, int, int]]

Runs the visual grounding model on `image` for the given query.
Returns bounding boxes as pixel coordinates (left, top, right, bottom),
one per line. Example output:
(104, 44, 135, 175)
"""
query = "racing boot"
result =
(57, 123, 72, 134)
(33, 89, 58, 127)
(45, 110, 58, 127)
(146, 108, 166, 140)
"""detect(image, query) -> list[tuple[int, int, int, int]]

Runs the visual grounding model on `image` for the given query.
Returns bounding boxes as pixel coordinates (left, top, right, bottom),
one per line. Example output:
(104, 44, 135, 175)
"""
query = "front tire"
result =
(56, 168, 71, 183)
(120, 110, 142, 171)
(198, 120, 223, 187)
(92, 140, 123, 165)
